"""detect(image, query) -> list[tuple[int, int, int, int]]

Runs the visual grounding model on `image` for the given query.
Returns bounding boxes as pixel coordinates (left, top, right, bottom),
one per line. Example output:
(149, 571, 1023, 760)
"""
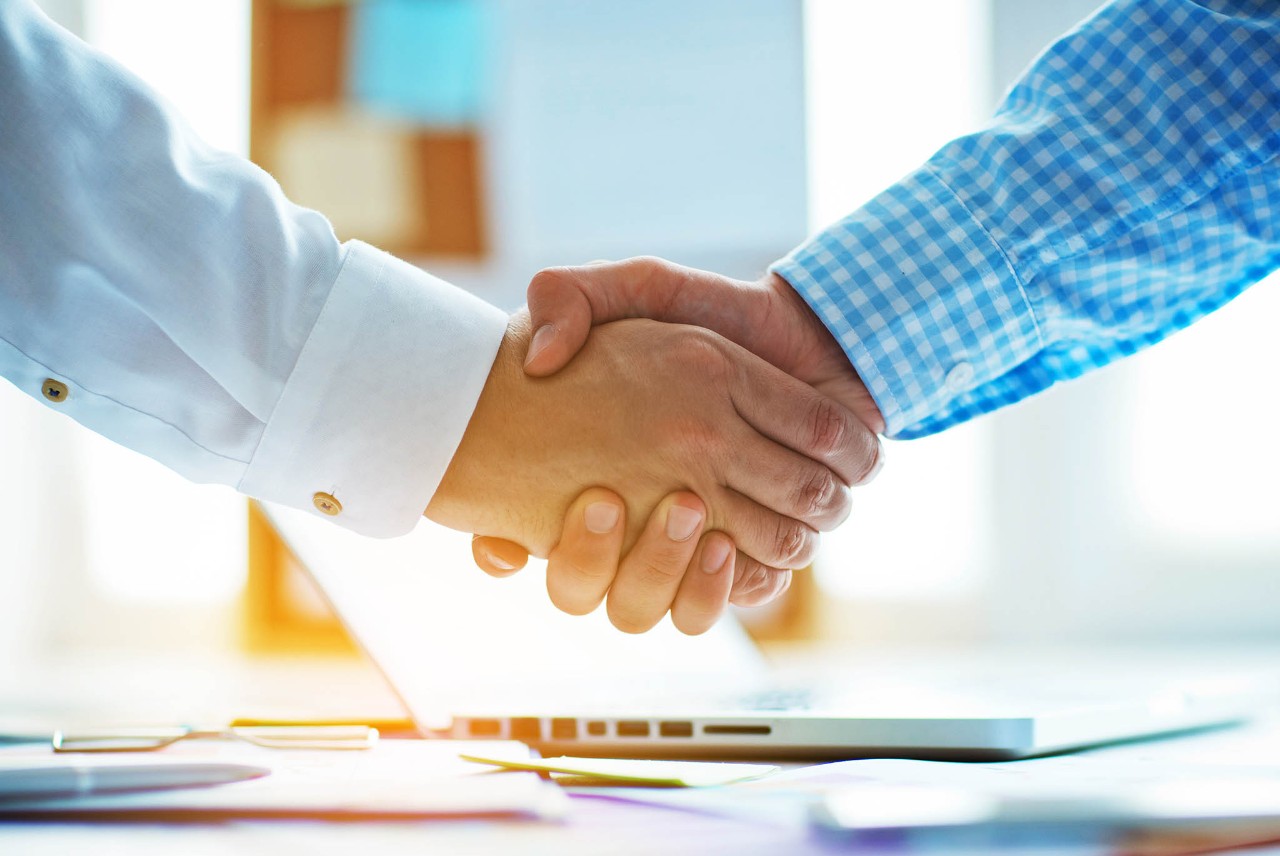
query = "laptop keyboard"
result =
(734, 688, 815, 711)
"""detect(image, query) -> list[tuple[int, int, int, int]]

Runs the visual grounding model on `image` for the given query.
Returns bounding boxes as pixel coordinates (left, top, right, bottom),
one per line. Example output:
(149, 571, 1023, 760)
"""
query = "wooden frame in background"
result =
(249, 0, 487, 258)
(243, 501, 357, 655)
(240, 1, 819, 648)
(242, 1, 489, 650)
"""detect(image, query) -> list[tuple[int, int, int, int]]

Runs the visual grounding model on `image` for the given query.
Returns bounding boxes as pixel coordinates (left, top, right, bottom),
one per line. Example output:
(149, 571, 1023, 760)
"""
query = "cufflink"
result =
(313, 492, 343, 516)
(42, 379, 69, 403)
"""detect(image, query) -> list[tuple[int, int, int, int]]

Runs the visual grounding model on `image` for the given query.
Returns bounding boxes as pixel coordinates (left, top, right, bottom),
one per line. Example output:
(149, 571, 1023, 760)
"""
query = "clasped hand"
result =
(428, 259, 884, 635)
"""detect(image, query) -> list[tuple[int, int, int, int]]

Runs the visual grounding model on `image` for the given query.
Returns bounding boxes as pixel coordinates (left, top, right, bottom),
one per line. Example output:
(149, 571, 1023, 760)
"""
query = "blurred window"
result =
(803, 0, 993, 598)
(78, 0, 252, 603)
(1123, 274, 1280, 545)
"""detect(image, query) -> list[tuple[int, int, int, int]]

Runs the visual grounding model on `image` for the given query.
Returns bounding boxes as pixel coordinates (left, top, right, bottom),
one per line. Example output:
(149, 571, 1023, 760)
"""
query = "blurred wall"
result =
(5, 0, 1275, 670)
(434, 0, 808, 307)
(982, 0, 1280, 644)
(0, 0, 808, 674)
(0, 0, 87, 686)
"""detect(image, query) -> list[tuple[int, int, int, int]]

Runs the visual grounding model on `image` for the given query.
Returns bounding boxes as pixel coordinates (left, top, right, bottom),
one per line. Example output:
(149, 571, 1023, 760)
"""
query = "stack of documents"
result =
(0, 740, 565, 820)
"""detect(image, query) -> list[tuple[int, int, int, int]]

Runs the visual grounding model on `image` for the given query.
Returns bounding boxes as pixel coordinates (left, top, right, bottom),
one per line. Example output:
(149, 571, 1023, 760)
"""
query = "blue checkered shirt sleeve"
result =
(772, 0, 1280, 439)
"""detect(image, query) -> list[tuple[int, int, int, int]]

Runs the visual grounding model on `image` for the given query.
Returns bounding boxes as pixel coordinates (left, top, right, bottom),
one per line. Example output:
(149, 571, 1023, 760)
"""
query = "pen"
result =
(0, 763, 270, 801)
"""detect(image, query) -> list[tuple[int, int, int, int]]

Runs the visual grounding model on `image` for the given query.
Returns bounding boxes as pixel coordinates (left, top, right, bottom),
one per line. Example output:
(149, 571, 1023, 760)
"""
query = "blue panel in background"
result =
(349, 0, 485, 126)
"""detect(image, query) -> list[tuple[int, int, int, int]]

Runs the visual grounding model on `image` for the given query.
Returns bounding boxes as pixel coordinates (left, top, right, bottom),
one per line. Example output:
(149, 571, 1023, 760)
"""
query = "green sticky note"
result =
(460, 754, 779, 788)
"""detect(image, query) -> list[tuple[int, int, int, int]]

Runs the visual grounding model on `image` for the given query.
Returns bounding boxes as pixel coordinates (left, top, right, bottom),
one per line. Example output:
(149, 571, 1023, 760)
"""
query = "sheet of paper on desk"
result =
(570, 722, 1280, 837)
(460, 753, 779, 787)
(0, 740, 567, 820)
(811, 775, 1280, 855)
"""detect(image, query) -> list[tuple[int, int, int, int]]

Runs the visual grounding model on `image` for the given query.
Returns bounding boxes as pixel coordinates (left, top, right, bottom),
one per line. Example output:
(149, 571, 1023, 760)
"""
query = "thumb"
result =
(471, 535, 531, 578)
(523, 257, 702, 377)
(523, 266, 596, 377)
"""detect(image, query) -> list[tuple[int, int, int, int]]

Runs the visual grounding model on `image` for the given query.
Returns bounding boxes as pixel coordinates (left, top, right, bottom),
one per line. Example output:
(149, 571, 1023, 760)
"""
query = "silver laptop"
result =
(260, 502, 1276, 761)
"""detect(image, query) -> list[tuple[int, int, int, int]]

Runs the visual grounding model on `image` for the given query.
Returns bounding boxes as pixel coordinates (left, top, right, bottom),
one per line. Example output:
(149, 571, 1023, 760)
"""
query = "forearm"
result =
(774, 0, 1280, 437)
(0, 0, 508, 534)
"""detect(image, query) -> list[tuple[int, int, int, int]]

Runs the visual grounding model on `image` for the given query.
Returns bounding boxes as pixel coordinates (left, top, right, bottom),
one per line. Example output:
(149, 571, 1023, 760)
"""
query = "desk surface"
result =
(1, 720, 1279, 855)
(4, 651, 1280, 855)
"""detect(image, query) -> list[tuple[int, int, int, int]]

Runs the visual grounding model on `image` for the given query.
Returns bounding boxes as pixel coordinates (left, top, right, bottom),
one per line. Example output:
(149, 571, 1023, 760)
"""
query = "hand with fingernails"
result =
(467, 259, 885, 635)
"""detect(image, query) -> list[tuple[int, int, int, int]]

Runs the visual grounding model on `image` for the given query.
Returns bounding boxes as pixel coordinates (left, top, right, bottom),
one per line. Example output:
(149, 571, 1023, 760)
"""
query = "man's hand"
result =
(472, 486, 788, 635)
(428, 312, 879, 633)
(471, 258, 886, 629)
(523, 257, 885, 433)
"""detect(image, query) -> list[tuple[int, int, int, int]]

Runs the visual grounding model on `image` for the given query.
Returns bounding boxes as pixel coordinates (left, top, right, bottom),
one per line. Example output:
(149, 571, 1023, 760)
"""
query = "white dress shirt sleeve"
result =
(0, 0, 509, 537)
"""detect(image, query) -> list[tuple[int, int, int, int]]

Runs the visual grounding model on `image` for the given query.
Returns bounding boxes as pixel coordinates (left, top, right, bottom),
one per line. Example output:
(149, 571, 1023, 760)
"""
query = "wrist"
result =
(760, 272, 887, 435)
(425, 314, 531, 535)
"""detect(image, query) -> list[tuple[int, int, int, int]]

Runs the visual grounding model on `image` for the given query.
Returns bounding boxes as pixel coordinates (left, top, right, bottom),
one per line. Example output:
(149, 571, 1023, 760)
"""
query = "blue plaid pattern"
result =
(773, 0, 1280, 438)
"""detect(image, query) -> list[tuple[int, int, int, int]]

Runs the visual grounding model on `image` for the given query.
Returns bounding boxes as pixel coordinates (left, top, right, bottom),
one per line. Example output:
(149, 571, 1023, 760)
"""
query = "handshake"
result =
(425, 257, 886, 636)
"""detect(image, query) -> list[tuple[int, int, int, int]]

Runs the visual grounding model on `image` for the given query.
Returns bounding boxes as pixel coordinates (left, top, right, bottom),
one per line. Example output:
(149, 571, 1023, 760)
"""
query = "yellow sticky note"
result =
(460, 754, 779, 788)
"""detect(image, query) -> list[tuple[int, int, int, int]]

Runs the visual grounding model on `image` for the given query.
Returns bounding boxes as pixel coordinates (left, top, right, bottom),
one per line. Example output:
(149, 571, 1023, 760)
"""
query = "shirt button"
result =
(313, 492, 343, 516)
(42, 379, 69, 403)
(945, 362, 975, 392)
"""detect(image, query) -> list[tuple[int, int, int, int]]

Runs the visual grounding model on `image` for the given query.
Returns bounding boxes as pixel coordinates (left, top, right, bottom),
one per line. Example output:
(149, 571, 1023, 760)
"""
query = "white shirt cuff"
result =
(238, 240, 509, 537)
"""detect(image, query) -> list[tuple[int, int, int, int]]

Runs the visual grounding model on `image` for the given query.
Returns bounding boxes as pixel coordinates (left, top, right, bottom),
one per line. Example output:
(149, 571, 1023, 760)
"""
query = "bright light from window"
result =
(803, 0, 993, 598)
(1124, 274, 1280, 544)
(803, 0, 990, 231)
(85, 0, 250, 157)
(79, 431, 248, 603)
(78, 0, 252, 602)
(821, 419, 993, 598)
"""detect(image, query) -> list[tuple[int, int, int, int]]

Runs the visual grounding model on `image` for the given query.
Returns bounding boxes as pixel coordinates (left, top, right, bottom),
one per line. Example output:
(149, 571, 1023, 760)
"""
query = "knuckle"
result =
(849, 429, 882, 485)
(772, 518, 810, 567)
(793, 467, 838, 522)
(806, 397, 849, 459)
(792, 530, 820, 568)
(546, 560, 607, 616)
(734, 563, 770, 595)
(830, 484, 853, 528)
(624, 255, 678, 283)
(549, 546, 608, 585)
(669, 328, 730, 381)
(526, 266, 571, 301)
(627, 255, 666, 272)
(558, 555, 606, 588)
(730, 563, 791, 607)
(767, 569, 794, 602)
(636, 556, 685, 587)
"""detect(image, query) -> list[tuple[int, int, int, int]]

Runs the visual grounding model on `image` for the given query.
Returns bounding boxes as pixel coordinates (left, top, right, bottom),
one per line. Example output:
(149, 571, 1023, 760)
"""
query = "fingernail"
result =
(584, 501, 620, 534)
(485, 551, 516, 571)
(701, 538, 732, 574)
(526, 324, 555, 367)
(665, 505, 703, 542)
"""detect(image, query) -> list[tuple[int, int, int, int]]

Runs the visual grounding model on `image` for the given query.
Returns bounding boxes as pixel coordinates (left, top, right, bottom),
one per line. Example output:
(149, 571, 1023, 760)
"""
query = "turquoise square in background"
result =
(349, 0, 485, 126)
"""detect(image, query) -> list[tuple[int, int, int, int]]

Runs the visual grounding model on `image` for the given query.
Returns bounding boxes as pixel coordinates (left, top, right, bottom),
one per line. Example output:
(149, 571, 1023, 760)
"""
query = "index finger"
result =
(524, 258, 743, 377)
(471, 535, 530, 577)
(730, 554, 793, 607)
(726, 345, 882, 486)
(545, 488, 628, 616)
